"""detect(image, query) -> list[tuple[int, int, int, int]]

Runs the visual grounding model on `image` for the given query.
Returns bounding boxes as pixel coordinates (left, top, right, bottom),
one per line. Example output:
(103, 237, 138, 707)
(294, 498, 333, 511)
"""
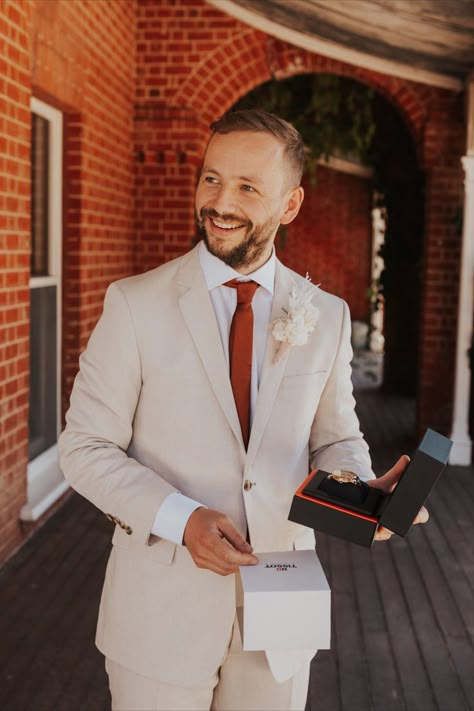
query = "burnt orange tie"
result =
(225, 279, 259, 448)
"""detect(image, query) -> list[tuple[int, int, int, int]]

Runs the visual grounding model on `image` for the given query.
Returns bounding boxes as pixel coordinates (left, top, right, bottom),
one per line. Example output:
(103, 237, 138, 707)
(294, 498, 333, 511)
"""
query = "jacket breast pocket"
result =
(112, 525, 176, 565)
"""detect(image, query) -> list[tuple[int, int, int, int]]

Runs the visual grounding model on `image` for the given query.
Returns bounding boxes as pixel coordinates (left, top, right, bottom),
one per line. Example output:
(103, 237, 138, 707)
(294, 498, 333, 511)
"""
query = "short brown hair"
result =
(210, 109, 305, 186)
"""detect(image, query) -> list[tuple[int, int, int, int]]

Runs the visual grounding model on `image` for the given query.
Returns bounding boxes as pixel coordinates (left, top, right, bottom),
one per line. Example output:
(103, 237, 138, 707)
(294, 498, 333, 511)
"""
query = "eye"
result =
(204, 175, 219, 184)
(241, 184, 256, 193)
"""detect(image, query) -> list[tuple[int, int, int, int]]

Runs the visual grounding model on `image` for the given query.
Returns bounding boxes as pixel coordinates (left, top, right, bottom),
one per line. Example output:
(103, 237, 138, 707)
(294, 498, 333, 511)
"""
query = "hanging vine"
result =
(234, 74, 377, 178)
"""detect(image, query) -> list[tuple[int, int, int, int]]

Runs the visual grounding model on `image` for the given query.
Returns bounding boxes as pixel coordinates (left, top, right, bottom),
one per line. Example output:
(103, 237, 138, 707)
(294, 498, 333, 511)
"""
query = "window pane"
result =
(29, 285, 57, 460)
(31, 113, 49, 277)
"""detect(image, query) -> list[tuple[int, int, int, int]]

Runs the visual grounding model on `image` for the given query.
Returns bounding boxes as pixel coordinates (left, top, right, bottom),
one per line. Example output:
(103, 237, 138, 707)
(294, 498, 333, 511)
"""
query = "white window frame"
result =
(21, 98, 68, 521)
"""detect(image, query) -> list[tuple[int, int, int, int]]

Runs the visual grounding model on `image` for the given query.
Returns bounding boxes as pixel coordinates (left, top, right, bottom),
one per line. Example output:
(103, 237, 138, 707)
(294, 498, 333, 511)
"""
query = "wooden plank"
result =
(78, 654, 110, 711)
(2, 548, 107, 709)
(0, 495, 106, 639)
(0, 503, 102, 651)
(389, 535, 468, 711)
(427, 487, 474, 596)
(26, 552, 108, 711)
(0, 494, 87, 614)
(307, 651, 340, 711)
(350, 542, 406, 710)
(370, 539, 437, 710)
(0, 510, 110, 708)
(409, 522, 474, 705)
(420, 491, 474, 637)
(308, 532, 341, 711)
(434, 469, 474, 541)
(327, 535, 371, 710)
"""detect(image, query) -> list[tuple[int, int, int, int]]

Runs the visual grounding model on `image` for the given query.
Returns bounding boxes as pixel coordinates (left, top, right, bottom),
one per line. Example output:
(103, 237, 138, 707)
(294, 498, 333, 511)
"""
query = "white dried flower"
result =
(271, 274, 320, 363)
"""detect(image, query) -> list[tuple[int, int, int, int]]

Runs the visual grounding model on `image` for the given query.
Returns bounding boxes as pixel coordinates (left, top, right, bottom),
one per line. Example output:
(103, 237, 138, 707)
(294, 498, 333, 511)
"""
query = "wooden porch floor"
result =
(1, 384, 473, 711)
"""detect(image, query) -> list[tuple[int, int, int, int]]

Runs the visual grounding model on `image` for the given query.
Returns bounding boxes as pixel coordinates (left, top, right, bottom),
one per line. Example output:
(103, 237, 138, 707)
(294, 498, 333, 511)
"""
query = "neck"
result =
(233, 246, 274, 275)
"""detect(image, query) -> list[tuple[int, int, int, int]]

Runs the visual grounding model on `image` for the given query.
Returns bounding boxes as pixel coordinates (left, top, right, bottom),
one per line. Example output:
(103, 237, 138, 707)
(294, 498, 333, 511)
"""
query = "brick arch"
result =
(174, 28, 272, 149)
(267, 40, 432, 155)
(175, 30, 432, 165)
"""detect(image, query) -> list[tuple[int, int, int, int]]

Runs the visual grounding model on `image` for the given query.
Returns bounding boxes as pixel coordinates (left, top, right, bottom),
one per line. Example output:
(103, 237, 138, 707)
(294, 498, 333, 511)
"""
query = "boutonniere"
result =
(270, 274, 320, 364)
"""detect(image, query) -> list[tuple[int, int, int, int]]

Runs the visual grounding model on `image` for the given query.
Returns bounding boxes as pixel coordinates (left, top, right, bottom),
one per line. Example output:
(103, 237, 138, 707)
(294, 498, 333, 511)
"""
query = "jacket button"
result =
(243, 480, 254, 491)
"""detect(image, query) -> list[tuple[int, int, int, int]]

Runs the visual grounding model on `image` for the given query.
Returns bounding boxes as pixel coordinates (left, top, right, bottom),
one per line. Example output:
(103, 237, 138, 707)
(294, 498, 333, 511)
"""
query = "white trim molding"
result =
(30, 97, 63, 283)
(22, 98, 67, 520)
(30, 276, 59, 289)
(449, 154, 474, 465)
(317, 155, 373, 179)
(20, 445, 69, 521)
(207, 0, 463, 91)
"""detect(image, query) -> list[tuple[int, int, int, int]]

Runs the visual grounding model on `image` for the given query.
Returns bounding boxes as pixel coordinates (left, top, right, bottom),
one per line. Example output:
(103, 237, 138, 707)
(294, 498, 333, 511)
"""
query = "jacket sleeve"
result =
(58, 281, 178, 546)
(309, 300, 375, 481)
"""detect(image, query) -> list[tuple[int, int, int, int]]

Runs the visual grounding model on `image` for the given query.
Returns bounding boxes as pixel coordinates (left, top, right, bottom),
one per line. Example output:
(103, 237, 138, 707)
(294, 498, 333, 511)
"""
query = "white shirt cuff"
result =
(151, 492, 205, 545)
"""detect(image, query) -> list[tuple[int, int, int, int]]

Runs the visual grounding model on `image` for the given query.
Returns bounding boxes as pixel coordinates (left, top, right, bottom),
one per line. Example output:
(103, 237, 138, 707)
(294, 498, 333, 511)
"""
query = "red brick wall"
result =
(134, 0, 270, 272)
(29, 0, 136, 401)
(0, 0, 136, 563)
(277, 169, 372, 321)
(0, 0, 32, 563)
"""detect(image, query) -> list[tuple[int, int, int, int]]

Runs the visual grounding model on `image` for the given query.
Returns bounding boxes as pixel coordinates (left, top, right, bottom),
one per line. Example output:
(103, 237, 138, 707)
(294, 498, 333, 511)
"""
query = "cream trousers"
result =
(105, 617, 311, 711)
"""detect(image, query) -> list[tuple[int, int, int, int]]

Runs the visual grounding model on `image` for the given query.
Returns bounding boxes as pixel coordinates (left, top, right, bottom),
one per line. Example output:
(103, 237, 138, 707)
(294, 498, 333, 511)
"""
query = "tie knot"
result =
(224, 279, 259, 305)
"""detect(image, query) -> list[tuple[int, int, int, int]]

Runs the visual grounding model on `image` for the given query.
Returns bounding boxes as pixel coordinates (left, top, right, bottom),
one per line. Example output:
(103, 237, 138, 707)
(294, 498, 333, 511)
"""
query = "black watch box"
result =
(288, 428, 452, 547)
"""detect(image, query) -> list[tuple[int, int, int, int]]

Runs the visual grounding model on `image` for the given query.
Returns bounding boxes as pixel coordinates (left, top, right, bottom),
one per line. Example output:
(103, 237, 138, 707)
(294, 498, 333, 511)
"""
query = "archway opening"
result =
(233, 74, 424, 401)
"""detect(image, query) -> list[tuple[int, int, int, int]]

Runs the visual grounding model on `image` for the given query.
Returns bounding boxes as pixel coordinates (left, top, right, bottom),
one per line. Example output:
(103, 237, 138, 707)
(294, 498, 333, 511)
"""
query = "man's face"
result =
(195, 131, 303, 274)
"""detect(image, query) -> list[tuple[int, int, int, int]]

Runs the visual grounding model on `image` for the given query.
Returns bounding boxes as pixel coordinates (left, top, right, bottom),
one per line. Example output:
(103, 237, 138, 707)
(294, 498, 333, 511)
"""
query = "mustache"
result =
(199, 207, 251, 227)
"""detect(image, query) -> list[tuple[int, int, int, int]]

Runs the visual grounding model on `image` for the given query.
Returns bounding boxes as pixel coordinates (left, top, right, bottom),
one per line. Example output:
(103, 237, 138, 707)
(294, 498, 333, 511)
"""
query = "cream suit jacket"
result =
(58, 243, 373, 686)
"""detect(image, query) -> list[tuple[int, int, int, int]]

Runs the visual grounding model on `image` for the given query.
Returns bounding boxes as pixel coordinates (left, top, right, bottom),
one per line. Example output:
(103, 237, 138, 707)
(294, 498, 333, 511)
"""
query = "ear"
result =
(280, 186, 304, 225)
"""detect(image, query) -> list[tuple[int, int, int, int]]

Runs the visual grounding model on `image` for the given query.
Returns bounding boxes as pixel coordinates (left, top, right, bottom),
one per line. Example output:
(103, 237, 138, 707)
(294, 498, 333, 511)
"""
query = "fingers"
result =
(196, 537, 258, 576)
(368, 454, 410, 494)
(374, 525, 394, 541)
(183, 508, 258, 576)
(202, 537, 258, 576)
(217, 515, 253, 554)
(413, 505, 429, 525)
(374, 506, 429, 542)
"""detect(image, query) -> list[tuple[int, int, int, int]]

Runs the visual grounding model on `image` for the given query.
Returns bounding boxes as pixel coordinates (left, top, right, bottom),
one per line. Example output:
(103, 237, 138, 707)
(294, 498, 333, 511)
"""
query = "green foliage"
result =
(234, 74, 376, 176)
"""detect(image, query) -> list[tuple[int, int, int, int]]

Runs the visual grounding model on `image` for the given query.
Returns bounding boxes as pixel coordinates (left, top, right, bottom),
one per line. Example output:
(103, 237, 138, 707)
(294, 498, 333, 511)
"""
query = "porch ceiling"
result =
(214, 0, 474, 88)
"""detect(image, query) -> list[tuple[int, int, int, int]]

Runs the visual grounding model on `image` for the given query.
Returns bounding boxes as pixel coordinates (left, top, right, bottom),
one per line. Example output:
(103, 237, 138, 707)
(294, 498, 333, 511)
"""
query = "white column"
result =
(449, 77, 474, 464)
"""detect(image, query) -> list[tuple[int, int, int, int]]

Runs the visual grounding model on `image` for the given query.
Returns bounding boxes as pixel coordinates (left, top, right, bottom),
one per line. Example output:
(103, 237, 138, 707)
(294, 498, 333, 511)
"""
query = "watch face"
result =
(301, 469, 373, 512)
(328, 469, 362, 486)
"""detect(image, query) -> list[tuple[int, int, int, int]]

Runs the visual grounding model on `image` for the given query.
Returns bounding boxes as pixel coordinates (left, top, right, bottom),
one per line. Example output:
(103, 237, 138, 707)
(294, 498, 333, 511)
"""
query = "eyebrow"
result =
(202, 168, 263, 186)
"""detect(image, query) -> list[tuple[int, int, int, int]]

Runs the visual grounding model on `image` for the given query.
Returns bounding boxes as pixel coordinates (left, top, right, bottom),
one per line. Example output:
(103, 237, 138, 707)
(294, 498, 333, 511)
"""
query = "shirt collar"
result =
(198, 240, 275, 295)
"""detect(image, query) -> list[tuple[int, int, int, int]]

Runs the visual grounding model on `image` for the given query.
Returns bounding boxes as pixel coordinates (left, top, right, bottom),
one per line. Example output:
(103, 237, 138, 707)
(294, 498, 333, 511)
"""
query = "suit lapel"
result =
(246, 260, 296, 468)
(176, 247, 244, 448)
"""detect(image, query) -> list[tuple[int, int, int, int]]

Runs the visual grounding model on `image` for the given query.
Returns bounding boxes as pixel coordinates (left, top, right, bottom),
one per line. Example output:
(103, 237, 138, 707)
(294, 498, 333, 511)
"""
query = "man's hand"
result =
(368, 455, 429, 541)
(183, 508, 258, 575)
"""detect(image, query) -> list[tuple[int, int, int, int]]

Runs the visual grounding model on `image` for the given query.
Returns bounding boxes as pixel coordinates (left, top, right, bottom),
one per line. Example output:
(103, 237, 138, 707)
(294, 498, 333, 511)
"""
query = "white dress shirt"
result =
(151, 240, 275, 544)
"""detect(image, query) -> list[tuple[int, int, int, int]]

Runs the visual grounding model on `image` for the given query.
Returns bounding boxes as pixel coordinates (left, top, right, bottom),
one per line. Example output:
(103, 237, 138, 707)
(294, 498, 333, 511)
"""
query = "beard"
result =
(196, 207, 280, 271)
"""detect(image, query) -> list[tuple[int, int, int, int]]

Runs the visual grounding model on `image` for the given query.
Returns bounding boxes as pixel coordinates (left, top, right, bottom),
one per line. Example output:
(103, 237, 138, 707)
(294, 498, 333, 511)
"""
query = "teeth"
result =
(212, 219, 243, 230)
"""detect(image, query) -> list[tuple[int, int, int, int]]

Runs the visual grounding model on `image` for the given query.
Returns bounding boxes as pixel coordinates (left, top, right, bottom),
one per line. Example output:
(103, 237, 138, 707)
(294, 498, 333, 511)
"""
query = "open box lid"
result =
(378, 428, 452, 537)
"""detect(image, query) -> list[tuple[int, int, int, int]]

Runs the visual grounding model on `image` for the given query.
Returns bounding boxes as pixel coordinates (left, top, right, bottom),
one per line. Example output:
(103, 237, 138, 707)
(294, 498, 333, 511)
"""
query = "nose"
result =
(208, 184, 238, 216)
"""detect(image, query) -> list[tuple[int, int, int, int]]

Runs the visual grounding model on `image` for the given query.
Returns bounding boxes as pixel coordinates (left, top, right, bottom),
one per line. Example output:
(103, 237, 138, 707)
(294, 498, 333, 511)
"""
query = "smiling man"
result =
(58, 110, 427, 711)
(196, 122, 303, 273)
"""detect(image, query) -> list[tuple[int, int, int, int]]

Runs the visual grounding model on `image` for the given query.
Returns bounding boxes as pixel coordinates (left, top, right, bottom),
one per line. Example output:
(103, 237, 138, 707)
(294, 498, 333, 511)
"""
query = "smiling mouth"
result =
(209, 217, 246, 231)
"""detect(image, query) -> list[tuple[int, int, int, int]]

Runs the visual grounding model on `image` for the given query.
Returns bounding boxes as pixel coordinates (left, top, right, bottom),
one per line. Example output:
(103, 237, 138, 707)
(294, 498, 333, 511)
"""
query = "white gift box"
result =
(237, 550, 331, 651)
